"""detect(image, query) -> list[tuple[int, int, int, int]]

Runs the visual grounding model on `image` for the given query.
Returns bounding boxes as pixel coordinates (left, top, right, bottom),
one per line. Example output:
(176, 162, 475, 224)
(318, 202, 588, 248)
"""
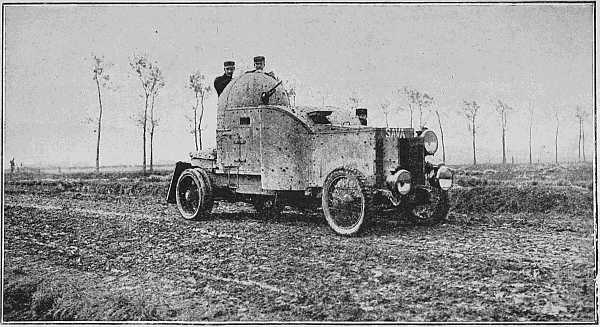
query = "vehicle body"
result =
(167, 71, 453, 235)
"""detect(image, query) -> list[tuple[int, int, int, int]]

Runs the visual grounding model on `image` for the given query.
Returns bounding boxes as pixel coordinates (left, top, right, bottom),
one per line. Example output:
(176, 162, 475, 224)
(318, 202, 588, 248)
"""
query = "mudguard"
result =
(166, 161, 192, 204)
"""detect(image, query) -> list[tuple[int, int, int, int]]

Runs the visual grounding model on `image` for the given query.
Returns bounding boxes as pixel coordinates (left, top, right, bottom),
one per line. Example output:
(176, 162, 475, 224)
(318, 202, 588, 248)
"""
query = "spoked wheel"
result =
(176, 168, 214, 220)
(404, 186, 449, 225)
(252, 195, 283, 218)
(322, 168, 368, 236)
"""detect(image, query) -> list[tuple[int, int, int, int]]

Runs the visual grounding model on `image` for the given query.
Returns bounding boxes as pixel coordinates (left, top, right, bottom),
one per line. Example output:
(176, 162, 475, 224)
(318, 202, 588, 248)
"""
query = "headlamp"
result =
(422, 130, 438, 155)
(386, 169, 412, 195)
(436, 165, 453, 190)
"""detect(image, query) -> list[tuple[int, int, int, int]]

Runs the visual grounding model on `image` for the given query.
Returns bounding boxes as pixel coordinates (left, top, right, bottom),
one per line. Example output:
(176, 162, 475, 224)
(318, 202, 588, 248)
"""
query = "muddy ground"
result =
(2, 163, 596, 322)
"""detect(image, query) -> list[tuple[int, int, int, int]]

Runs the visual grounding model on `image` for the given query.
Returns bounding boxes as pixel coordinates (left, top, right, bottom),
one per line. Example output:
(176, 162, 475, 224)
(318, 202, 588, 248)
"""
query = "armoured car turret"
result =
(167, 70, 453, 235)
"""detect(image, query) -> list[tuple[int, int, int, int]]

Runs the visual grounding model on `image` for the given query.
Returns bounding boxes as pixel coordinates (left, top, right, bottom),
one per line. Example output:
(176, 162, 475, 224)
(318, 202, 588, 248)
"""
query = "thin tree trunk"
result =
(408, 104, 413, 129)
(150, 129, 154, 173)
(384, 113, 389, 128)
(581, 120, 585, 162)
(193, 93, 199, 151)
(528, 121, 532, 165)
(501, 111, 507, 165)
(149, 92, 156, 173)
(528, 102, 533, 165)
(555, 122, 559, 164)
(472, 116, 477, 166)
(198, 93, 205, 151)
(577, 119, 581, 161)
(502, 127, 506, 165)
(94, 74, 103, 173)
(435, 110, 445, 163)
(142, 94, 148, 174)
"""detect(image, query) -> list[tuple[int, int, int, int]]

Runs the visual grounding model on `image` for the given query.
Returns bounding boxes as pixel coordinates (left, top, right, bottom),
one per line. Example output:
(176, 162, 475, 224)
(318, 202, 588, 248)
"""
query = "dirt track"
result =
(3, 186, 595, 321)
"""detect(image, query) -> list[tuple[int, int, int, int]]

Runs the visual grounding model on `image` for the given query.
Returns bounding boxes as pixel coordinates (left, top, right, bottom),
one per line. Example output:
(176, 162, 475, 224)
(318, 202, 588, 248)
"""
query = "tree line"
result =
(91, 53, 591, 172)
(352, 88, 591, 166)
(92, 53, 214, 174)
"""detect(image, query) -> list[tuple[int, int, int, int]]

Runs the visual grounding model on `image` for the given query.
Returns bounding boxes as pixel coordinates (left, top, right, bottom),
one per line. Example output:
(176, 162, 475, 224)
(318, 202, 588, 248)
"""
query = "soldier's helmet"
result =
(217, 71, 289, 111)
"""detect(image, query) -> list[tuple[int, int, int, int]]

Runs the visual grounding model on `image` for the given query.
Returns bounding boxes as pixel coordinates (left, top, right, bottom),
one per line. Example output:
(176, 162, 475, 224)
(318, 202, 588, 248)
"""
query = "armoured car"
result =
(167, 70, 453, 235)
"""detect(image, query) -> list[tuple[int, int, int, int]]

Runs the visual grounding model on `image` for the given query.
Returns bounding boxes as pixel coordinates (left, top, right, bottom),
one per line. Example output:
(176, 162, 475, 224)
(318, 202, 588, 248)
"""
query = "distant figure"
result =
(9, 158, 15, 173)
(214, 61, 235, 96)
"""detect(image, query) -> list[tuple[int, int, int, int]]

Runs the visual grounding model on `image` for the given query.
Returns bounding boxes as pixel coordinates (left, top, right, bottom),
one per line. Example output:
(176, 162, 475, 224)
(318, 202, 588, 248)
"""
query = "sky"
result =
(3, 3, 595, 167)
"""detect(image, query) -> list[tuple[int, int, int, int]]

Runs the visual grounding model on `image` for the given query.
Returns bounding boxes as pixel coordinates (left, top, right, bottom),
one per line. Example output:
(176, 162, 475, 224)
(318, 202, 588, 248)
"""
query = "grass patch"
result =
(450, 185, 592, 214)
(3, 266, 176, 321)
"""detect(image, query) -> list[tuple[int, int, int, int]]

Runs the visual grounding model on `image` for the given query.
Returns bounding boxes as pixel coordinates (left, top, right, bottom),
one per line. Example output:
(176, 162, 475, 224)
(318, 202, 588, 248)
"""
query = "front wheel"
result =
(322, 168, 368, 236)
(176, 168, 214, 220)
(404, 186, 449, 225)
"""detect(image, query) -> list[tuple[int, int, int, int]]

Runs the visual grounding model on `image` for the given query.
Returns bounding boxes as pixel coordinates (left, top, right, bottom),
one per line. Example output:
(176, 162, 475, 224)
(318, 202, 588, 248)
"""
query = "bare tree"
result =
(188, 71, 211, 151)
(463, 100, 480, 165)
(553, 107, 560, 164)
(149, 72, 165, 173)
(397, 87, 414, 129)
(402, 87, 434, 129)
(314, 89, 330, 107)
(431, 100, 447, 163)
(348, 95, 362, 110)
(495, 100, 513, 165)
(575, 105, 589, 162)
(91, 55, 111, 172)
(392, 90, 411, 129)
(528, 101, 534, 165)
(379, 99, 391, 128)
(130, 54, 164, 174)
(418, 93, 434, 128)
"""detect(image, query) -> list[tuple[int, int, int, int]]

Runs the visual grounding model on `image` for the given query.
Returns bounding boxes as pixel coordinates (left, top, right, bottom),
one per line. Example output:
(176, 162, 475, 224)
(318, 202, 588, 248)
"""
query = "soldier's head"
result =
(356, 108, 368, 126)
(253, 56, 265, 71)
(223, 61, 235, 77)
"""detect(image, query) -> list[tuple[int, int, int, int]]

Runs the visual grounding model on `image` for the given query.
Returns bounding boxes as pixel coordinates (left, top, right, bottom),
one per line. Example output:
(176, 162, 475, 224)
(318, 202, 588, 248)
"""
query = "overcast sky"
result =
(3, 3, 594, 167)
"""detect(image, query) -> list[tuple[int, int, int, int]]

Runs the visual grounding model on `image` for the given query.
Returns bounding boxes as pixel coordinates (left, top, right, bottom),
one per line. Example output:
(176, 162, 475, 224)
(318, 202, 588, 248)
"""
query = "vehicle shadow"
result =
(366, 212, 432, 236)
(210, 206, 329, 227)
(206, 202, 438, 237)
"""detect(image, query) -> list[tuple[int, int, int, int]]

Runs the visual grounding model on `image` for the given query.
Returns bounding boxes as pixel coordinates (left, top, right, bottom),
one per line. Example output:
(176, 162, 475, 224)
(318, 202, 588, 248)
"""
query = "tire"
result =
(196, 168, 214, 213)
(321, 168, 368, 236)
(175, 168, 214, 220)
(404, 186, 449, 225)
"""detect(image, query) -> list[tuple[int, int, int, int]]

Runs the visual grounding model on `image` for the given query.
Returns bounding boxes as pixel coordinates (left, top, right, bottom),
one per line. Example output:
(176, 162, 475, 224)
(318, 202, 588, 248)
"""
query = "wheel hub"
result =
(185, 189, 193, 202)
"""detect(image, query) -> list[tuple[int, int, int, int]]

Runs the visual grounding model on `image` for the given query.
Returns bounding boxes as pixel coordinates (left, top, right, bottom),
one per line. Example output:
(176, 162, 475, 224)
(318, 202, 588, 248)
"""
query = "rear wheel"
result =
(322, 168, 368, 236)
(176, 168, 214, 220)
(404, 186, 449, 225)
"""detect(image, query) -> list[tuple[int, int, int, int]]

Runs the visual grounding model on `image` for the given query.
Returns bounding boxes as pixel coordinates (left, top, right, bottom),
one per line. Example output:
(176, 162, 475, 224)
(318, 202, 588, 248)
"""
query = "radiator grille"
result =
(374, 129, 385, 187)
(398, 138, 425, 185)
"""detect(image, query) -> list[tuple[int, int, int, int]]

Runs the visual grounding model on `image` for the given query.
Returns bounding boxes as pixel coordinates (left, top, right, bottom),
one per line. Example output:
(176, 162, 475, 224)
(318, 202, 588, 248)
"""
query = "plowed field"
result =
(2, 164, 596, 322)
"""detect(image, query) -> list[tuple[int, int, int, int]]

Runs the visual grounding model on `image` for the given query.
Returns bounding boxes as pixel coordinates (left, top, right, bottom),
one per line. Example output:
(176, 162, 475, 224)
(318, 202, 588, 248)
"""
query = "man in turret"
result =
(214, 61, 235, 96)
(250, 56, 265, 72)
(248, 56, 277, 79)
